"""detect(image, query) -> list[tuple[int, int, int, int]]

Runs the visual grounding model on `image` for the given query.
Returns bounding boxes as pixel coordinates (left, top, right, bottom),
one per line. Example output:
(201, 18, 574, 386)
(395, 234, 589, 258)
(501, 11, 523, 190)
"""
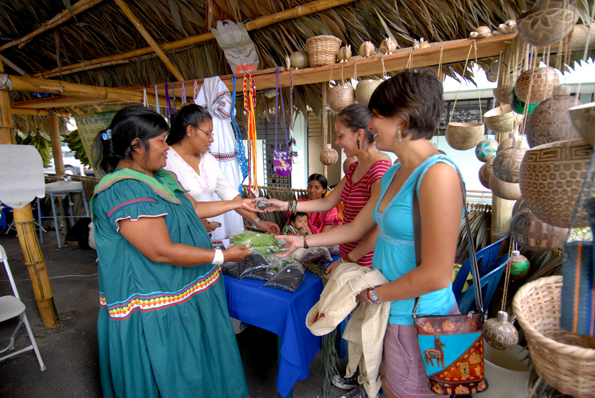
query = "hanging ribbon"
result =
(231, 74, 249, 193)
(243, 72, 258, 194)
(181, 82, 187, 105)
(288, 70, 298, 163)
(171, 83, 177, 113)
(143, 88, 148, 108)
(193, 80, 199, 103)
(165, 83, 172, 118)
(154, 85, 160, 114)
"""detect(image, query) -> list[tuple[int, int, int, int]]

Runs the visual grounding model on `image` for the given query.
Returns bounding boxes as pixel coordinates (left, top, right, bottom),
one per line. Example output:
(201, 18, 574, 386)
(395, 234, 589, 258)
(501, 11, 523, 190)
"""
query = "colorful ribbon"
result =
(155, 85, 160, 114)
(289, 70, 298, 162)
(243, 72, 258, 193)
(231, 74, 249, 193)
(165, 83, 172, 118)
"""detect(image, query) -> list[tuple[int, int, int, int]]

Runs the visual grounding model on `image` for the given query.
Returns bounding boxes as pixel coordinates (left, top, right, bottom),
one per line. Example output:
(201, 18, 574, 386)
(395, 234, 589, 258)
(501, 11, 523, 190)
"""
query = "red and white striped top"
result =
(340, 159, 391, 268)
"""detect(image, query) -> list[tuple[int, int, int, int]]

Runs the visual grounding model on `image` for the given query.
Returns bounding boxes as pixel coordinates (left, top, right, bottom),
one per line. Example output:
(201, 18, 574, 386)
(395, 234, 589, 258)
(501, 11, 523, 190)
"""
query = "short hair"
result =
(166, 104, 213, 145)
(93, 105, 168, 174)
(337, 104, 374, 143)
(289, 212, 308, 222)
(368, 68, 443, 140)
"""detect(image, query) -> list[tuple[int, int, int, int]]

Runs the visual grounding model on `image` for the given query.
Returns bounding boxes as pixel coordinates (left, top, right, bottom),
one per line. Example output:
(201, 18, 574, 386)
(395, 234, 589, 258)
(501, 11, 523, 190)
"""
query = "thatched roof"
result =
(1, 0, 593, 122)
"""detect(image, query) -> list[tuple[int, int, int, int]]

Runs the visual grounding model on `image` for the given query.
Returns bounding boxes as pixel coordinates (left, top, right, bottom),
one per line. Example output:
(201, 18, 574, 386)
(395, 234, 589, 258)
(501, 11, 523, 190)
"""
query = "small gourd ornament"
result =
(320, 144, 338, 166)
(510, 250, 531, 280)
(483, 311, 519, 350)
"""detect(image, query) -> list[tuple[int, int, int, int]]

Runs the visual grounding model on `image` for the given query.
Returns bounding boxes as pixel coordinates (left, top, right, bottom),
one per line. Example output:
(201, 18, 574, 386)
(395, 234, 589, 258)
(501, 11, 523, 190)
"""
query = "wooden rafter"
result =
(113, 0, 184, 81)
(0, 55, 29, 76)
(0, 0, 105, 52)
(32, 0, 358, 79)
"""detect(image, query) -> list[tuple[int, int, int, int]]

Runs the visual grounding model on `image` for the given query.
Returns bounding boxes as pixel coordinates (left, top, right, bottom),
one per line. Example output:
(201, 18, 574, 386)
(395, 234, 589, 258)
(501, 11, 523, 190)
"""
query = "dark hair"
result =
(166, 104, 213, 145)
(93, 105, 168, 174)
(289, 212, 308, 222)
(368, 69, 443, 140)
(308, 173, 328, 196)
(337, 103, 374, 144)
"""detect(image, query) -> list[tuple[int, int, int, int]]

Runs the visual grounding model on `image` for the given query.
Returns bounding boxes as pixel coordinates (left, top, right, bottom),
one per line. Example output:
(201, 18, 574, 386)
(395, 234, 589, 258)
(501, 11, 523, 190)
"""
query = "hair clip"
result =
(102, 129, 112, 140)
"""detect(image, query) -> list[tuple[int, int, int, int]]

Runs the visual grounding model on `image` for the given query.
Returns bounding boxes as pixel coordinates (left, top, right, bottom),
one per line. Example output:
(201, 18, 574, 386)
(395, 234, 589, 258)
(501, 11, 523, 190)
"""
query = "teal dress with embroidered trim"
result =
(92, 168, 248, 398)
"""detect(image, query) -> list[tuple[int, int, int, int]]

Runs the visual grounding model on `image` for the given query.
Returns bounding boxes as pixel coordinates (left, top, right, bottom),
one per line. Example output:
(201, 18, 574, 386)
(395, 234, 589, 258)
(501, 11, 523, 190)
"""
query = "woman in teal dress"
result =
(91, 105, 257, 398)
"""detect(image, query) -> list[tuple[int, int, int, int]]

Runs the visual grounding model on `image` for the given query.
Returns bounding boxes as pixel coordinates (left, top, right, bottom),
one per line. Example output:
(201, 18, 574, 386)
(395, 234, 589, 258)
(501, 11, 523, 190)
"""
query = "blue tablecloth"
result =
(223, 271, 323, 397)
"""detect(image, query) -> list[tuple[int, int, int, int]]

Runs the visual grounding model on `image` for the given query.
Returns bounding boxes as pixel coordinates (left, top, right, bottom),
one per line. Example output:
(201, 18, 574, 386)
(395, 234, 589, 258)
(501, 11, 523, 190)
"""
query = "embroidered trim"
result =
(108, 198, 156, 217)
(212, 152, 237, 162)
(95, 177, 180, 204)
(99, 265, 221, 320)
(114, 214, 168, 232)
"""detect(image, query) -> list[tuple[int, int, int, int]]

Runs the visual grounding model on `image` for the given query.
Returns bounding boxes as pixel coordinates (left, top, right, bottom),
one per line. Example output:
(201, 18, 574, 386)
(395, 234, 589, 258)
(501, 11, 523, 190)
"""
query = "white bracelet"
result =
(212, 249, 224, 265)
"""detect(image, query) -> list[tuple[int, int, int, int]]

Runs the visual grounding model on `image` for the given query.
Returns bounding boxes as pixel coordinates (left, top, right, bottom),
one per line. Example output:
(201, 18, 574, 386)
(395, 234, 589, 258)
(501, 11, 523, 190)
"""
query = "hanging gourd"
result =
(320, 143, 338, 166)
(569, 102, 595, 146)
(510, 209, 567, 252)
(517, 2, 579, 47)
(490, 174, 521, 201)
(526, 85, 582, 148)
(484, 105, 522, 133)
(475, 135, 498, 162)
(343, 156, 358, 173)
(355, 79, 382, 106)
(519, 138, 593, 228)
(493, 85, 514, 105)
(483, 311, 519, 351)
(289, 51, 309, 69)
(509, 250, 531, 280)
(492, 142, 527, 183)
(514, 67, 559, 104)
(479, 158, 494, 189)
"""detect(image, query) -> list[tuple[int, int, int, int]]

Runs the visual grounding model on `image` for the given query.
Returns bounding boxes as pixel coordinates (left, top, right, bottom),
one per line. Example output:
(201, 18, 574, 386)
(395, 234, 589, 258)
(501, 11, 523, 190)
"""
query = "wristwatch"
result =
(367, 288, 380, 304)
(251, 217, 261, 229)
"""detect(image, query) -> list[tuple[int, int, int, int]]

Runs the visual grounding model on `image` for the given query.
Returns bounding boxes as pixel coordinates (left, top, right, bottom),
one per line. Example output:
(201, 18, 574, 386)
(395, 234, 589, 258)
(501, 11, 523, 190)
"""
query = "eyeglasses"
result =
(195, 127, 214, 139)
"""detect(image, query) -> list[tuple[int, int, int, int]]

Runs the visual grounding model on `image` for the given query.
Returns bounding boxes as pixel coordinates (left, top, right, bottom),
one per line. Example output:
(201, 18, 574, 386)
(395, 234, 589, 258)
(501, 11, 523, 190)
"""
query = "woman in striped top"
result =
(267, 104, 390, 269)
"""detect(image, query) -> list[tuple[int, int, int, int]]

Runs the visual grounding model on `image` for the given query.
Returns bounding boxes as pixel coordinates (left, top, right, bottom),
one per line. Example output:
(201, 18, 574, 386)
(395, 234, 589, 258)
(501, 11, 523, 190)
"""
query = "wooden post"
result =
(113, 0, 185, 81)
(0, 59, 15, 144)
(13, 206, 60, 328)
(49, 114, 65, 177)
(322, 84, 328, 178)
(491, 131, 514, 242)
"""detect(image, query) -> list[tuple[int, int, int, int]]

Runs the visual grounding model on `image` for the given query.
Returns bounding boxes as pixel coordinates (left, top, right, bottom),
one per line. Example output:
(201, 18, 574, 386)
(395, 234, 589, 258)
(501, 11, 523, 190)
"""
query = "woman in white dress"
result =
(165, 104, 280, 244)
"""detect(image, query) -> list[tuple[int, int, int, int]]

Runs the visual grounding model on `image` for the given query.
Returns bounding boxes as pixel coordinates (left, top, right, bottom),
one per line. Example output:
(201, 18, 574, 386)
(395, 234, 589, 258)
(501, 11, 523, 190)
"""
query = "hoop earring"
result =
(357, 140, 360, 149)
(397, 128, 402, 144)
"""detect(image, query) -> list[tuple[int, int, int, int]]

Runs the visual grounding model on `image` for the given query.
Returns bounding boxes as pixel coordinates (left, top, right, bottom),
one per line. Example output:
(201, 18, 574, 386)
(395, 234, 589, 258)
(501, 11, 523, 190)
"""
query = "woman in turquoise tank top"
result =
(276, 69, 464, 398)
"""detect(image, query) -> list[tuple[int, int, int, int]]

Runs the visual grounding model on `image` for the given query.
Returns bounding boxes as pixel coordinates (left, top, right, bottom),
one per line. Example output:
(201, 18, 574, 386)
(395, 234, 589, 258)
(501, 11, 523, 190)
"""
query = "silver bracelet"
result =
(251, 217, 261, 229)
(212, 249, 224, 265)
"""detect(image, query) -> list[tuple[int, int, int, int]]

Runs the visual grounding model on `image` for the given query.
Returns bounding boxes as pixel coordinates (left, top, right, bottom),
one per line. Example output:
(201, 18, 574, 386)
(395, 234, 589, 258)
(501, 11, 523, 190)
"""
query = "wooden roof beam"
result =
(12, 107, 71, 116)
(113, 0, 184, 81)
(32, 0, 358, 79)
(0, 0, 105, 52)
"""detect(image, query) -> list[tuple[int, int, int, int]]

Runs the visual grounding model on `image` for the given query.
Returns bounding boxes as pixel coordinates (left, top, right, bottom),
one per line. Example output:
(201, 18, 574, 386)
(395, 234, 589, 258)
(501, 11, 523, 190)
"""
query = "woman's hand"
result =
(258, 220, 281, 234)
(274, 234, 302, 257)
(325, 260, 341, 280)
(262, 198, 289, 212)
(223, 244, 252, 262)
(241, 198, 262, 212)
(356, 289, 368, 303)
(202, 219, 219, 233)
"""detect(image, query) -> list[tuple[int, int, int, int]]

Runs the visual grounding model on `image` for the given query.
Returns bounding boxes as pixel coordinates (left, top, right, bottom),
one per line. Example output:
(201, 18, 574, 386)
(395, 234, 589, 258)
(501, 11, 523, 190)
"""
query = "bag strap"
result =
(411, 157, 483, 314)
(274, 68, 289, 152)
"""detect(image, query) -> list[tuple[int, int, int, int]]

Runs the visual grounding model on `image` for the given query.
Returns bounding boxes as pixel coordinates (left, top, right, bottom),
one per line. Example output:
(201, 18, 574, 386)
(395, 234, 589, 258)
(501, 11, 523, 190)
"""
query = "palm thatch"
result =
(1, 0, 594, 119)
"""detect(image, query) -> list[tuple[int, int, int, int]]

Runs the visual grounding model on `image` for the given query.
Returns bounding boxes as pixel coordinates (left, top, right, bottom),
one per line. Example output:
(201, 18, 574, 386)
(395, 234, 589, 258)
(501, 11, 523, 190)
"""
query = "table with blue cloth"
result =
(223, 271, 323, 398)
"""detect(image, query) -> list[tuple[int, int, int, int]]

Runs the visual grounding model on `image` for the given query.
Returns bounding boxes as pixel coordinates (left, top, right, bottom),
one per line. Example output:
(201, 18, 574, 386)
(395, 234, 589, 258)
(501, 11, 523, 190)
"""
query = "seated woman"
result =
(295, 173, 343, 234)
(164, 104, 280, 245)
(267, 104, 390, 270)
(91, 105, 258, 398)
(275, 69, 463, 398)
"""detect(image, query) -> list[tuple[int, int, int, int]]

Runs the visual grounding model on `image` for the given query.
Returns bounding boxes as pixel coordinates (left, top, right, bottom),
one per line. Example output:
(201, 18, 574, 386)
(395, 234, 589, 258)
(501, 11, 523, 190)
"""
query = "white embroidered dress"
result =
(194, 76, 244, 243)
(164, 147, 243, 244)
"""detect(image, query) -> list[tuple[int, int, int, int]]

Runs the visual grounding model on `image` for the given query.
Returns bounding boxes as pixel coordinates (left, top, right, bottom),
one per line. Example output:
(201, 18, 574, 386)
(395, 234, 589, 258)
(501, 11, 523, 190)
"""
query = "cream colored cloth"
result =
(306, 262, 390, 398)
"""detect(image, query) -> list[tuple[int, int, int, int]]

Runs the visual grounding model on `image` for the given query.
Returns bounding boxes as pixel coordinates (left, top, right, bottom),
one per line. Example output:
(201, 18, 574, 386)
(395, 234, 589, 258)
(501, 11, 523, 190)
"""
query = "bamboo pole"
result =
(113, 0, 184, 81)
(0, 55, 29, 76)
(49, 114, 65, 177)
(0, 59, 15, 144)
(13, 205, 60, 328)
(491, 196, 515, 243)
(32, 0, 358, 79)
(322, 84, 328, 178)
(12, 107, 70, 116)
(0, 0, 105, 52)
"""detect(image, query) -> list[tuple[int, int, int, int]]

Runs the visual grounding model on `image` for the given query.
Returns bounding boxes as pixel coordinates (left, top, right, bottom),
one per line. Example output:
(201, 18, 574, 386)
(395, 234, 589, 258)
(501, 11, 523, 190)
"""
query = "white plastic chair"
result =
(0, 244, 46, 371)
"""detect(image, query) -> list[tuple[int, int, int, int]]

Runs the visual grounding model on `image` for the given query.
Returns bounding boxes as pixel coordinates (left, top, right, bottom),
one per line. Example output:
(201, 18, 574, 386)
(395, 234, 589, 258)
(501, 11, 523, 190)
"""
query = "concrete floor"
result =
(0, 230, 358, 398)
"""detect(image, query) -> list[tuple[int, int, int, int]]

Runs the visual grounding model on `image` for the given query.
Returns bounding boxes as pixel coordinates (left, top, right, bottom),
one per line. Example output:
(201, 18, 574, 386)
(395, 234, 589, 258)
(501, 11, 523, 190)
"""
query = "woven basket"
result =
(306, 35, 341, 67)
(513, 276, 595, 398)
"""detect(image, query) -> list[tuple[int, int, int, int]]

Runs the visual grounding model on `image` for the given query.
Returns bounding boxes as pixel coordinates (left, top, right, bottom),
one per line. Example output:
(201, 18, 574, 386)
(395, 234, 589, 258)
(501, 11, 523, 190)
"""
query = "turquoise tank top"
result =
(372, 154, 459, 325)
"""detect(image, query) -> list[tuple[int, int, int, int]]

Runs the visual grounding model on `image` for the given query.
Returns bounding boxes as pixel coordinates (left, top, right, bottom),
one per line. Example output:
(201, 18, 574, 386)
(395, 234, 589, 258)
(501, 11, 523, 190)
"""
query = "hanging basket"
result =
(355, 79, 382, 106)
(328, 84, 355, 113)
(445, 123, 485, 150)
(513, 276, 595, 398)
(306, 35, 341, 67)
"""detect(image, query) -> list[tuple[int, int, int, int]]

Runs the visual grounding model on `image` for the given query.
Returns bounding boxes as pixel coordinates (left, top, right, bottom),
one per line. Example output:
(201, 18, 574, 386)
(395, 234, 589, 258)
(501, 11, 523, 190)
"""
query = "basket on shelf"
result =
(512, 276, 595, 398)
(306, 35, 341, 67)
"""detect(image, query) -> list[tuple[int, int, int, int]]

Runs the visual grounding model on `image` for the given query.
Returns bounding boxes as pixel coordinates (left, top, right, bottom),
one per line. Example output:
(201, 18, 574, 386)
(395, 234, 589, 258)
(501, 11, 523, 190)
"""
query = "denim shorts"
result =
(383, 305, 459, 398)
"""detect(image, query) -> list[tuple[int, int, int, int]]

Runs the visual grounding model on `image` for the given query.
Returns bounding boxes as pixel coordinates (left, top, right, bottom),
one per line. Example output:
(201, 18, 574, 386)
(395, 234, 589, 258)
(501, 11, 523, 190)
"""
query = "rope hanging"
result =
(243, 72, 258, 194)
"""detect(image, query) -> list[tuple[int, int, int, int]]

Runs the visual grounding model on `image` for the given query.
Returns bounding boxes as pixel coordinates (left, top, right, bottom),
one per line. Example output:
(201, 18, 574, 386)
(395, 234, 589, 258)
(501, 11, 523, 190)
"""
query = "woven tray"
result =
(512, 275, 595, 398)
(306, 35, 341, 67)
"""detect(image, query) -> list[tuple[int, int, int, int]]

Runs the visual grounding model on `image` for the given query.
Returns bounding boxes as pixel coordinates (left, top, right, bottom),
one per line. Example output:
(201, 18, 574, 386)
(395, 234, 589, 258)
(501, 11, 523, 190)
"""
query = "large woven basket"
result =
(306, 35, 341, 67)
(513, 276, 595, 398)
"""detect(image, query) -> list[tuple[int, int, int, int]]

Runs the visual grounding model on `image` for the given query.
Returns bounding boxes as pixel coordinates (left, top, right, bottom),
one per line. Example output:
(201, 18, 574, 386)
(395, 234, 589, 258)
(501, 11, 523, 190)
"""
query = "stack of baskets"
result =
(306, 35, 341, 67)
(513, 275, 595, 398)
